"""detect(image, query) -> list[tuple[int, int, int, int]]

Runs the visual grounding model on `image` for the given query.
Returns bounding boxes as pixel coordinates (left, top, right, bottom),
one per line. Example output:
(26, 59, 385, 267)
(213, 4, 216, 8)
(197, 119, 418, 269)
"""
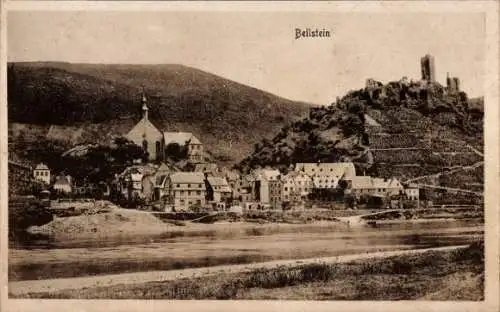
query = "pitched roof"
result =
(350, 176, 373, 189)
(156, 174, 169, 186)
(62, 144, 96, 157)
(54, 175, 71, 186)
(225, 170, 241, 181)
(126, 118, 163, 142)
(34, 163, 49, 171)
(261, 169, 281, 181)
(351, 176, 403, 190)
(207, 177, 231, 192)
(157, 163, 172, 173)
(163, 132, 202, 145)
(170, 172, 205, 184)
(118, 164, 158, 179)
(194, 163, 218, 172)
(295, 162, 356, 178)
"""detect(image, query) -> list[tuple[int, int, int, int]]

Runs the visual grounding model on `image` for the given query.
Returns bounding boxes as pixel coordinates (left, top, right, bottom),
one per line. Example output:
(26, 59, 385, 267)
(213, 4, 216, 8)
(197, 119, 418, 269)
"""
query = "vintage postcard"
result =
(1, 1, 499, 312)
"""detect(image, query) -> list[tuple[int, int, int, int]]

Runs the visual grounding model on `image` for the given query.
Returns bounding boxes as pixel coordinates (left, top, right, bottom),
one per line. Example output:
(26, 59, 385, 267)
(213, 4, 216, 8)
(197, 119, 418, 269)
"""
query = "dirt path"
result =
(9, 245, 468, 296)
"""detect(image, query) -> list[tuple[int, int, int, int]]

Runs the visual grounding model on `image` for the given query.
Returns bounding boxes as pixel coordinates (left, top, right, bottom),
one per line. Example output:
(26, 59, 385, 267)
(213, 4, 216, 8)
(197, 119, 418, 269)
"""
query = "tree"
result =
(164, 143, 188, 161)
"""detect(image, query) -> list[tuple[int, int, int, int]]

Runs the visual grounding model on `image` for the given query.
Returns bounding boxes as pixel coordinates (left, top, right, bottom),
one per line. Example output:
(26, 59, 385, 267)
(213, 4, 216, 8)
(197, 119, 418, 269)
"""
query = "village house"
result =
(194, 163, 219, 176)
(126, 93, 205, 163)
(163, 132, 204, 164)
(53, 174, 73, 194)
(345, 176, 404, 198)
(74, 180, 98, 196)
(295, 162, 356, 190)
(152, 163, 179, 202)
(116, 163, 158, 201)
(206, 176, 232, 210)
(168, 172, 206, 211)
(282, 171, 313, 203)
(404, 183, 420, 200)
(236, 174, 255, 204)
(33, 163, 51, 185)
(224, 169, 243, 199)
(268, 178, 283, 210)
(252, 169, 281, 208)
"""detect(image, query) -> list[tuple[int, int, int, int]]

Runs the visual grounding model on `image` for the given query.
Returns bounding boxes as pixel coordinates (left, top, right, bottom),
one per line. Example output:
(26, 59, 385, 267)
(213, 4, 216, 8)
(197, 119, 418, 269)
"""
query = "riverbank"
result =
(10, 242, 484, 300)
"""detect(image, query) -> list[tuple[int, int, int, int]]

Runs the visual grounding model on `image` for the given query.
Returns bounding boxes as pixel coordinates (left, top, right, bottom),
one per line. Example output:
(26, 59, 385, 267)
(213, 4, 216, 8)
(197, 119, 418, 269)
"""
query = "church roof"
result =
(126, 118, 163, 142)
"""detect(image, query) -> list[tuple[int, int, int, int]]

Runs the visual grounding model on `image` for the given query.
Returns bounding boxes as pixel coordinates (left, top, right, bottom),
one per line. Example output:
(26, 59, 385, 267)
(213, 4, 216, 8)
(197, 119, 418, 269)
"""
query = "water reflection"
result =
(10, 219, 483, 250)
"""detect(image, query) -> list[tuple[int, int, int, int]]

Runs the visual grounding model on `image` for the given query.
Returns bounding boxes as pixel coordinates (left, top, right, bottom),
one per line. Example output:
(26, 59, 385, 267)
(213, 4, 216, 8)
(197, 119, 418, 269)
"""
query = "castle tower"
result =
(446, 73, 460, 94)
(420, 54, 435, 82)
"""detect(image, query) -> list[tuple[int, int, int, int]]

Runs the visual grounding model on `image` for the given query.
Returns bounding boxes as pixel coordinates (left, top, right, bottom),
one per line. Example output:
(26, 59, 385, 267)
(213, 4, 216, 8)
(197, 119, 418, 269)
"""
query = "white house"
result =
(33, 163, 51, 185)
(404, 184, 420, 200)
(53, 175, 72, 194)
(169, 172, 206, 211)
(347, 176, 404, 197)
(252, 169, 281, 205)
(295, 162, 356, 189)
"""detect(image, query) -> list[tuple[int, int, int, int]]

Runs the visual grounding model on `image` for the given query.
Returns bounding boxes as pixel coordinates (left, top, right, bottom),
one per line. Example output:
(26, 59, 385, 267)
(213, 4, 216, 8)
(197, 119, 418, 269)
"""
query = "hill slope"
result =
(237, 78, 484, 196)
(7, 62, 311, 164)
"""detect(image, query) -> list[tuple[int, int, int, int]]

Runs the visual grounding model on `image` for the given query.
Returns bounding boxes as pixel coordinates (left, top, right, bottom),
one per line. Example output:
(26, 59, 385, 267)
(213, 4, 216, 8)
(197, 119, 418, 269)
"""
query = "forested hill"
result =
(7, 62, 311, 164)
(237, 78, 484, 181)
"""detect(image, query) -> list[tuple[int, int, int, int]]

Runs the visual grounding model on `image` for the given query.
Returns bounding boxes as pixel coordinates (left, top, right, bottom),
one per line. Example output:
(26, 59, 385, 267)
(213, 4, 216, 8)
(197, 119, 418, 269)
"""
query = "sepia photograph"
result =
(1, 1, 499, 310)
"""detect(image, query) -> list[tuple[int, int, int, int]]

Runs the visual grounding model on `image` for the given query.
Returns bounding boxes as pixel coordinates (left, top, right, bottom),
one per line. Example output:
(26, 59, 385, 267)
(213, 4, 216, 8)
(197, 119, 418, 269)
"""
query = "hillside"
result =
(7, 62, 311, 164)
(237, 78, 484, 196)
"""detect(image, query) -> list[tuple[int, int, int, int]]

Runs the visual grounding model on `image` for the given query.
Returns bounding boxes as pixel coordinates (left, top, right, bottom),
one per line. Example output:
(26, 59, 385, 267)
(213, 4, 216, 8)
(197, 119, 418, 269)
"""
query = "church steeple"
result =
(141, 87, 148, 121)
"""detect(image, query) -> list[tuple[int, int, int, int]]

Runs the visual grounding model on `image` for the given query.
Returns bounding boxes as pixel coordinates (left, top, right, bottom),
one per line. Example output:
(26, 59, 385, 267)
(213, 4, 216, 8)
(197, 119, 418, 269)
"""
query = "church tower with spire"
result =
(125, 89, 163, 162)
(142, 90, 149, 121)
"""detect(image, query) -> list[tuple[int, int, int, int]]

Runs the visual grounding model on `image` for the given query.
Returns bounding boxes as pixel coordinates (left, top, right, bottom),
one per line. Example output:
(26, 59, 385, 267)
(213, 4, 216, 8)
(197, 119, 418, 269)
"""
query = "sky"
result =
(8, 11, 485, 105)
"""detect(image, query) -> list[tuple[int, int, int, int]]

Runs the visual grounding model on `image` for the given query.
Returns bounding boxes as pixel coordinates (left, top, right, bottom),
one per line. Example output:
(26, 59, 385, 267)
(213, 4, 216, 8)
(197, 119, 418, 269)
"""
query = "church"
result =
(125, 93, 204, 164)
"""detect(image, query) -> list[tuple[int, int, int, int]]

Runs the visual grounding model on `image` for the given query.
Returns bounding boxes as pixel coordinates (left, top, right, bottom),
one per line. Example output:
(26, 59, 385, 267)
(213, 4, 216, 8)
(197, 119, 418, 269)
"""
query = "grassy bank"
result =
(14, 241, 484, 300)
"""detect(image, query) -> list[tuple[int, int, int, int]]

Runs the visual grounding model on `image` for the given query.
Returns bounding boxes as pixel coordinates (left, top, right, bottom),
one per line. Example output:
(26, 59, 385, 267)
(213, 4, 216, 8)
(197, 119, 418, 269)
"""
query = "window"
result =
(197, 200, 201, 205)
(180, 190, 184, 196)
(199, 184, 202, 188)
(187, 184, 191, 188)
(196, 191, 201, 195)
(177, 184, 180, 187)
(180, 199, 185, 205)
(188, 191, 191, 196)
(284, 187, 288, 191)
